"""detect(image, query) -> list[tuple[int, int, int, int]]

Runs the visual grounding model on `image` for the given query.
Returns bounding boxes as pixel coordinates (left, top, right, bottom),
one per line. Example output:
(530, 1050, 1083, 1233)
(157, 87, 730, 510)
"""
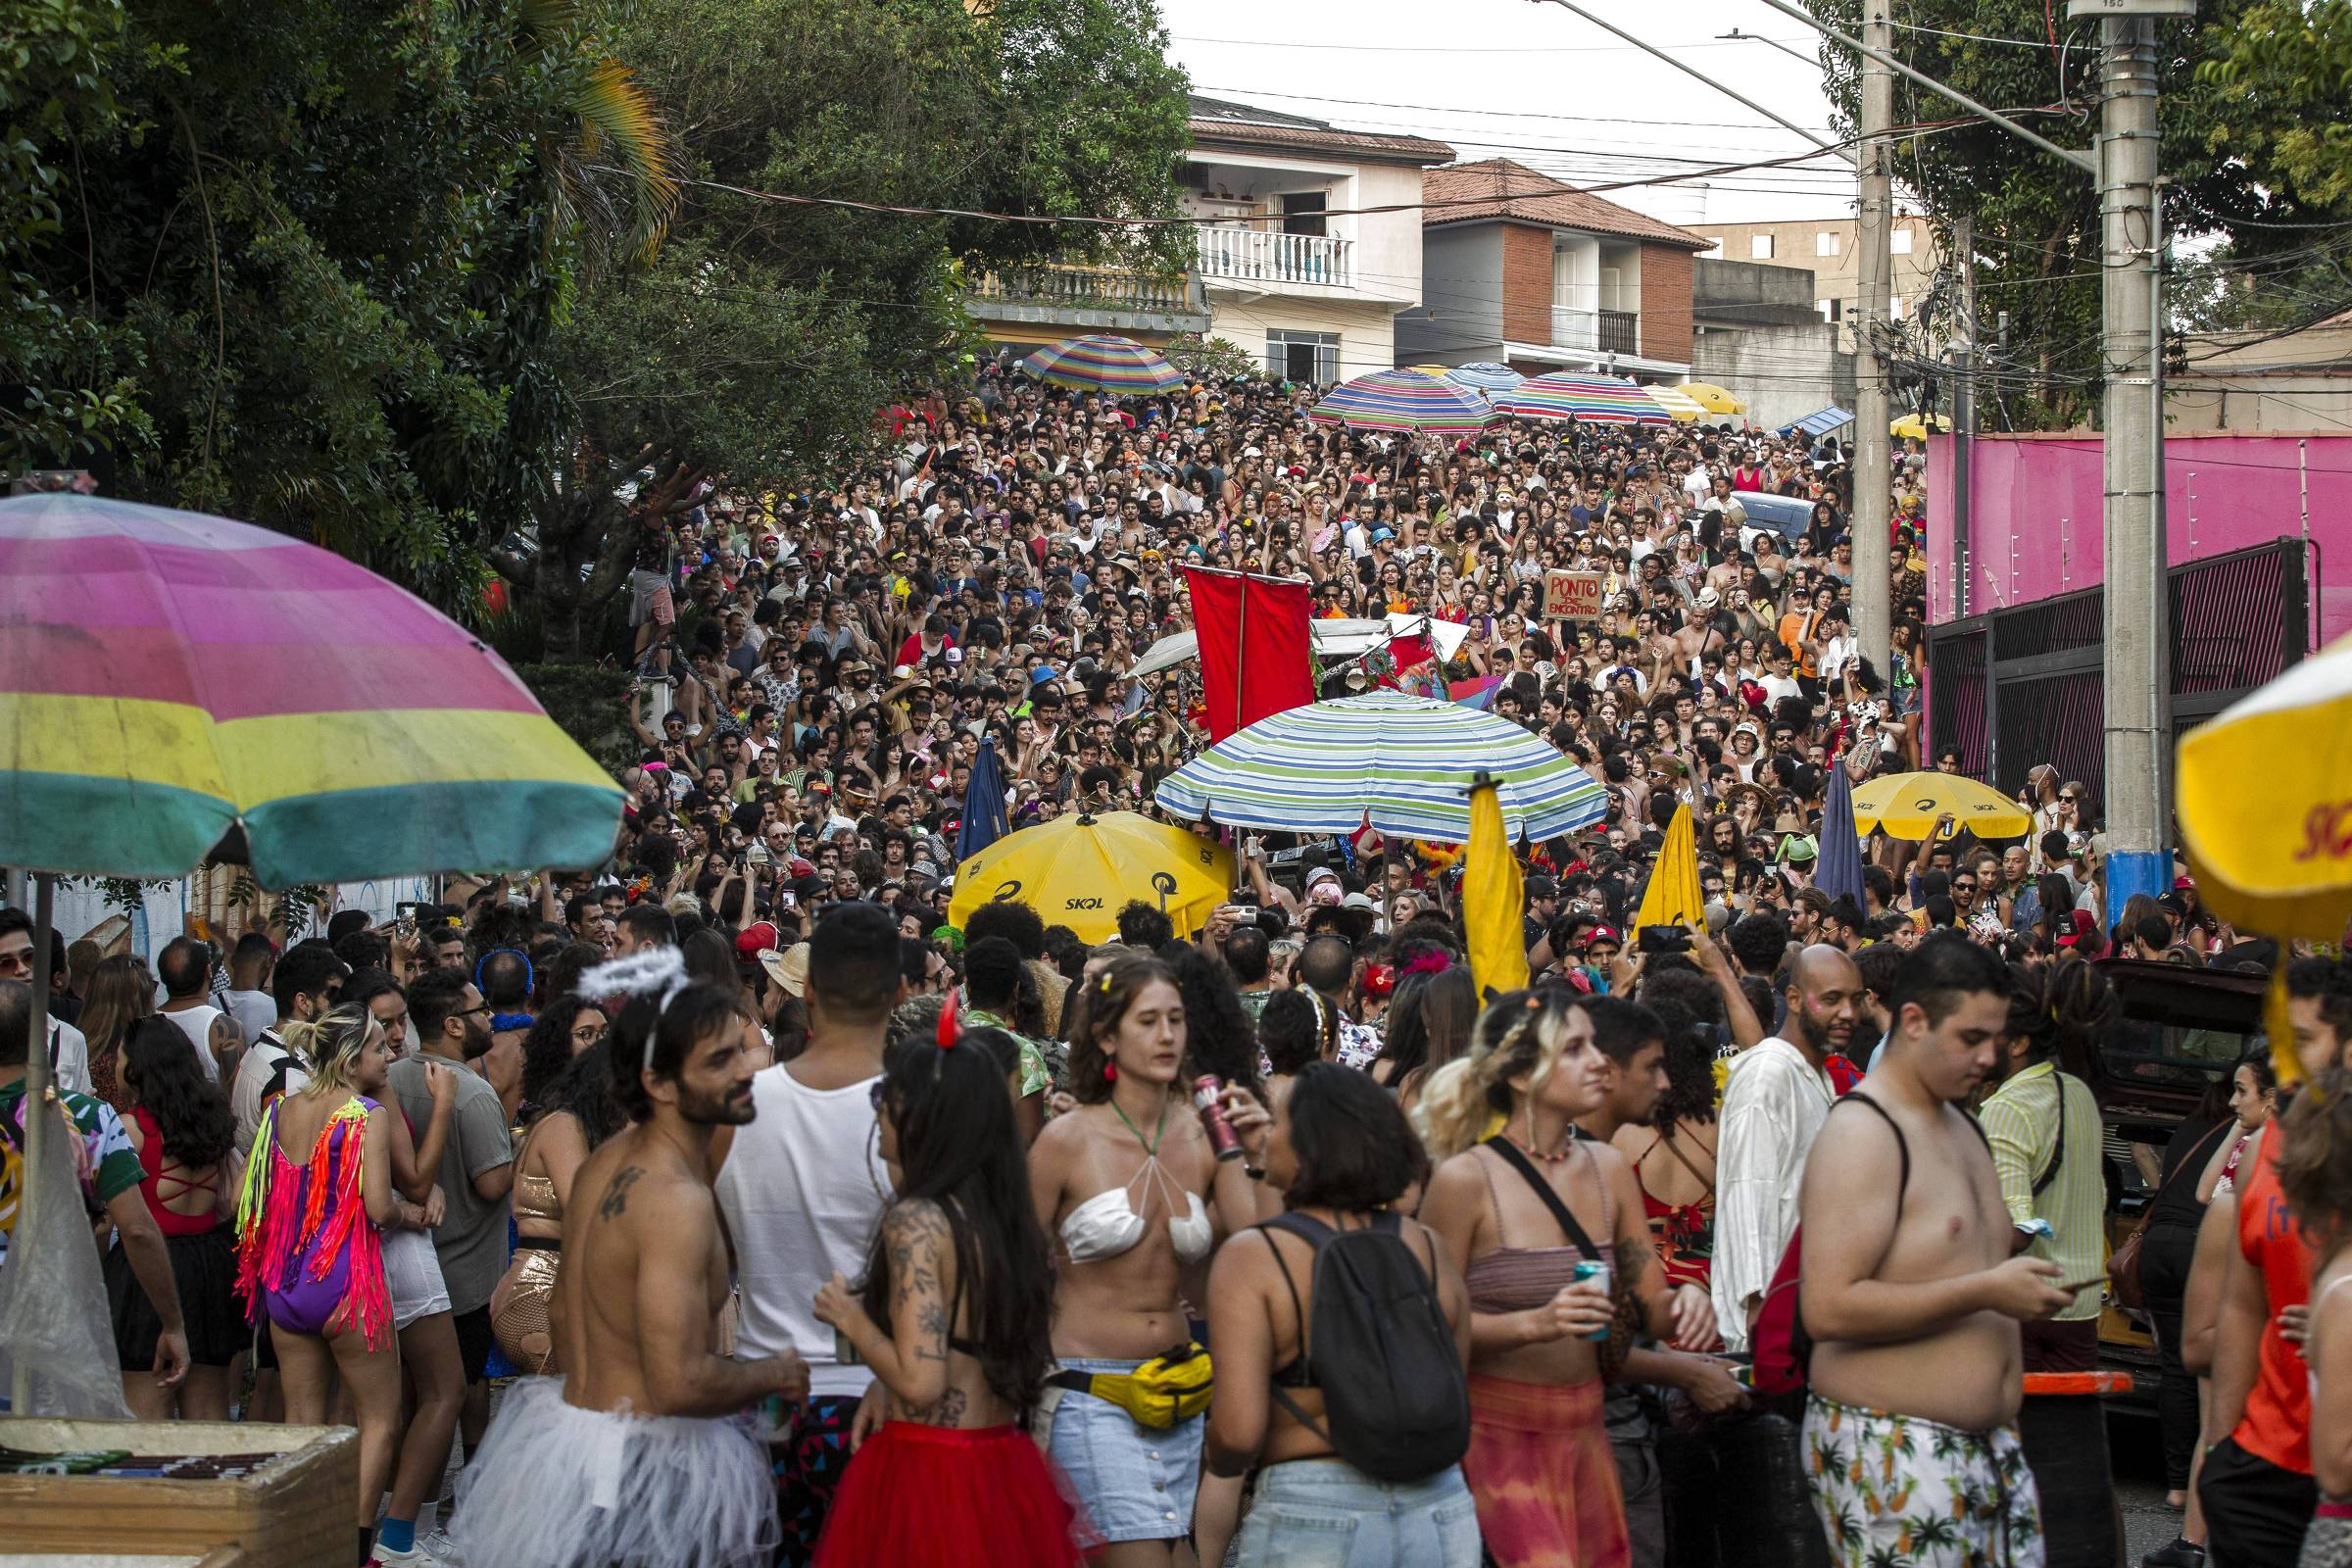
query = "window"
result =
(1267, 329, 1340, 385)
(1891, 227, 1915, 256)
(1816, 231, 1840, 257)
(1818, 298, 1842, 322)
(1749, 233, 1775, 260)
(1890, 296, 1908, 320)
(1700, 236, 1725, 259)
(1281, 192, 1327, 238)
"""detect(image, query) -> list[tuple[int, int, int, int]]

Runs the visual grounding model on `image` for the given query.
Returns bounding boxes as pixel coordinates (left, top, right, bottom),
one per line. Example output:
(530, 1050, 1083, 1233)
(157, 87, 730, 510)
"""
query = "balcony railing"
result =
(1547, 306, 1642, 355)
(967, 262, 1199, 315)
(1196, 225, 1354, 290)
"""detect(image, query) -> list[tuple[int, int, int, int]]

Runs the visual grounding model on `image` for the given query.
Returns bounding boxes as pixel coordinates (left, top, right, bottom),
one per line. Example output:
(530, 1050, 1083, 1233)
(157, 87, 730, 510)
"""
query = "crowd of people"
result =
(0, 365, 2344, 1568)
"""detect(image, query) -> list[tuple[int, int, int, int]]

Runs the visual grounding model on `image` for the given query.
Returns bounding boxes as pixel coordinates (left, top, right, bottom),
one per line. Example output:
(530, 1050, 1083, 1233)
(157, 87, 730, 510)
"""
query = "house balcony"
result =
(1196, 224, 1355, 292)
(965, 261, 1209, 340)
(1548, 306, 1642, 357)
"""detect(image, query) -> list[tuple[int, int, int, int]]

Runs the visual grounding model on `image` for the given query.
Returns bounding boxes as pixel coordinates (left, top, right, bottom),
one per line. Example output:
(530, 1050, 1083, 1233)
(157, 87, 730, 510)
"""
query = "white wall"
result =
(1351, 163, 1430, 307)
(1206, 294, 1400, 383)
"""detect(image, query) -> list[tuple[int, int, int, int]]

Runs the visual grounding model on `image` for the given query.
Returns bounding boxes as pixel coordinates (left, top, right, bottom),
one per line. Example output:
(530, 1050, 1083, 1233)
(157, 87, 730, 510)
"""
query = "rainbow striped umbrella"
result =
(1018, 334, 1187, 395)
(1440, 362, 1526, 395)
(0, 495, 624, 885)
(1308, 369, 1494, 436)
(1493, 372, 1670, 426)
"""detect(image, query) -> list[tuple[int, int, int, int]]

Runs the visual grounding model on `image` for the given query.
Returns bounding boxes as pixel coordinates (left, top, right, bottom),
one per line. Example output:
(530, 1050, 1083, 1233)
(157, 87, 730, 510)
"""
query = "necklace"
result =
(1512, 1107, 1579, 1164)
(1109, 1088, 1171, 1156)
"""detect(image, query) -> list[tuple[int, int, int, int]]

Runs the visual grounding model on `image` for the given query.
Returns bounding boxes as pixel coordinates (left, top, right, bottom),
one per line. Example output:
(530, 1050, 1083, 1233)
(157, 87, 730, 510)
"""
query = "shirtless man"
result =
(449, 969, 808, 1568)
(1799, 934, 2073, 1567)
(1670, 594, 1726, 673)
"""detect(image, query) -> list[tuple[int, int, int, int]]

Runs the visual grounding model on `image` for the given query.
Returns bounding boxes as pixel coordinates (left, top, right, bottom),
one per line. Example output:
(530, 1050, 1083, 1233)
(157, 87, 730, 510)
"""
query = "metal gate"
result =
(1926, 539, 2308, 803)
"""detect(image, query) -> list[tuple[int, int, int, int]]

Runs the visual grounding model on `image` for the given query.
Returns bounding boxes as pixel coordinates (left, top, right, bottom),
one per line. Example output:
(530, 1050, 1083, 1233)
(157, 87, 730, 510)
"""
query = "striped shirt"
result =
(1978, 1062, 2105, 1322)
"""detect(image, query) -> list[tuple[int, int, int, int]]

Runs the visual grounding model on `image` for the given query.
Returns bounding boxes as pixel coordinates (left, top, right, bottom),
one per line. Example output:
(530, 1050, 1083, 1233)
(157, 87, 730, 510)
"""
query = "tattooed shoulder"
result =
(599, 1165, 645, 1221)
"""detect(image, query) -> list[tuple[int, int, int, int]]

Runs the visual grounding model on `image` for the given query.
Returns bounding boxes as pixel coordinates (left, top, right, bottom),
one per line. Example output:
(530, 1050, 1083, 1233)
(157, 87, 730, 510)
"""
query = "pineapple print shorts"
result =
(1802, 1394, 2044, 1568)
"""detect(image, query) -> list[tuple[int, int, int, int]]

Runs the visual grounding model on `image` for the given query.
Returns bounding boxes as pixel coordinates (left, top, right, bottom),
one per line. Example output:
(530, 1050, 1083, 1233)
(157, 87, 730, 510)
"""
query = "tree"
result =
(491, 0, 1194, 661)
(1805, 0, 2351, 429)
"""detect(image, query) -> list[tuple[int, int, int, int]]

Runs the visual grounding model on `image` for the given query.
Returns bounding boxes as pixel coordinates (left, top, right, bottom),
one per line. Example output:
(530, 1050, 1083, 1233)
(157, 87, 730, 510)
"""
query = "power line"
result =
(1175, 33, 1811, 54)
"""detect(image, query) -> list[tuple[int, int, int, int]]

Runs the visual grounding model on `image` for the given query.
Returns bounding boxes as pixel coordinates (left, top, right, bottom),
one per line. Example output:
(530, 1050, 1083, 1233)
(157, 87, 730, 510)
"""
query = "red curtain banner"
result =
(1184, 567, 1314, 743)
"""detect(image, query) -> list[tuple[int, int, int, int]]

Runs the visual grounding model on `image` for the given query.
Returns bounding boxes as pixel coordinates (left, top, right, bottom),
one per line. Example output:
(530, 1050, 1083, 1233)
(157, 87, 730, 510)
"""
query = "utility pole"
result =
(1952, 215, 1976, 618)
(1851, 0, 1895, 676)
(2098, 13, 2171, 913)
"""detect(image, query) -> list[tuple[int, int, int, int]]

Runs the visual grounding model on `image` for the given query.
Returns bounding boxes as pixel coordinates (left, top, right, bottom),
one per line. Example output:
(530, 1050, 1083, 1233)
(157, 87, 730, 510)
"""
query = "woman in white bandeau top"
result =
(1027, 951, 1270, 1568)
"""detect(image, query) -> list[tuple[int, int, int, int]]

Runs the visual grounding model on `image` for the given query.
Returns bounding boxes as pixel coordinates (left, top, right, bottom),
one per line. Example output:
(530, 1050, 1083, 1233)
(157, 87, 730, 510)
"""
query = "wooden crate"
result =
(0, 1417, 355, 1568)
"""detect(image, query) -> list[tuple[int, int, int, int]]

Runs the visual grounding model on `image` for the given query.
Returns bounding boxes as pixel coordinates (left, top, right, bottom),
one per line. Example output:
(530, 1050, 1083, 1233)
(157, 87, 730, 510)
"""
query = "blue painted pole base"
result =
(2105, 849, 2172, 920)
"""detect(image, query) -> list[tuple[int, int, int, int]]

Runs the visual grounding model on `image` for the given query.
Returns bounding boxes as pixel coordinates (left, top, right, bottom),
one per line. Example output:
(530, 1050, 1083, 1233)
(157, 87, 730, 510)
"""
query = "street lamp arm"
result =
(1747, 0, 2097, 173)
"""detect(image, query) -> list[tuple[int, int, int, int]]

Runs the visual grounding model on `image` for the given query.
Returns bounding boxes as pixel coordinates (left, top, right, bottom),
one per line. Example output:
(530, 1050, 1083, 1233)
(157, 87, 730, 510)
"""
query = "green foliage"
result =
(516, 662, 638, 774)
(2198, 1, 2352, 210)
(1806, 1, 2352, 428)
(1167, 333, 1257, 381)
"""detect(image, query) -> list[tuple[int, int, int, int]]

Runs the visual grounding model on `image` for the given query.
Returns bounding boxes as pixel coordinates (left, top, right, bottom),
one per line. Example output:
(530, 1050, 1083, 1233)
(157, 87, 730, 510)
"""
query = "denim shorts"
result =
(1234, 1459, 1482, 1568)
(1046, 1358, 1204, 1544)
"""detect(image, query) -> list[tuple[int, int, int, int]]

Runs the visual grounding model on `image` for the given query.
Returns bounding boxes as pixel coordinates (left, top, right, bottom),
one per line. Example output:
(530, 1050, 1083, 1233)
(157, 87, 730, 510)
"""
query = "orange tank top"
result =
(2231, 1125, 2319, 1475)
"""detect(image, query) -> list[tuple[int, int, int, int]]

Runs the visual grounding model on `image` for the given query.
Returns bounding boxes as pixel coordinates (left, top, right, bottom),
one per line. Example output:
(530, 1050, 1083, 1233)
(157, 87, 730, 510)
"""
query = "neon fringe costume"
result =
(233, 1095, 390, 1348)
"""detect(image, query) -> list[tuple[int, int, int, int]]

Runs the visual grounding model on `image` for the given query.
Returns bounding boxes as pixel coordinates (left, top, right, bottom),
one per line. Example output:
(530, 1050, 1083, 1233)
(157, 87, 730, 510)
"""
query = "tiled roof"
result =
(1187, 94, 1454, 168)
(1423, 159, 1710, 249)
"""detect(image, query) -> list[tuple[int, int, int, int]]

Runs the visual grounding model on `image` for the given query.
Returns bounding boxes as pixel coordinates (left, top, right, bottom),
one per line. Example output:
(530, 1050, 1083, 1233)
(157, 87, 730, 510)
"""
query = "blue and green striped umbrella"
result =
(1307, 369, 1494, 437)
(1152, 691, 1606, 845)
(1019, 334, 1188, 395)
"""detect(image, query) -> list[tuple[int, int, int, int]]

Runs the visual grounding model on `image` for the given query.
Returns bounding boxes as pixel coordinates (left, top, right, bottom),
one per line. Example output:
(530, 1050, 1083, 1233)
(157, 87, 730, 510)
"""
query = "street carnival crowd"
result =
(6, 363, 2352, 1568)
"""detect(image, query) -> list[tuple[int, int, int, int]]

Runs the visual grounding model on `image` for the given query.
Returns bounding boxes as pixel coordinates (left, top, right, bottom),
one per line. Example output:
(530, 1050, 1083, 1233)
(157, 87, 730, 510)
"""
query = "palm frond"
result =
(570, 58, 682, 262)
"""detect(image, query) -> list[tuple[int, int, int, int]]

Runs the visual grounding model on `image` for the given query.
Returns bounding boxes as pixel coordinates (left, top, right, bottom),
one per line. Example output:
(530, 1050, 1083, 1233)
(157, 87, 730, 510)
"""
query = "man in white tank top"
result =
(155, 936, 237, 1083)
(713, 902, 899, 1567)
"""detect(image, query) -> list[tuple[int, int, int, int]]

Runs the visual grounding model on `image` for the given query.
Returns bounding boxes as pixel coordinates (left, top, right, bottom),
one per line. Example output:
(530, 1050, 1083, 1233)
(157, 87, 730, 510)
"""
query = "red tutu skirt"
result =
(812, 1420, 1098, 1567)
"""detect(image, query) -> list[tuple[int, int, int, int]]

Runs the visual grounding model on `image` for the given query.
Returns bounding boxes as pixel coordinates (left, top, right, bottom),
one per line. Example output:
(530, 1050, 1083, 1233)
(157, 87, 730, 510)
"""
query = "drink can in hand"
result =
(1574, 1258, 1613, 1341)
(1194, 1075, 1244, 1162)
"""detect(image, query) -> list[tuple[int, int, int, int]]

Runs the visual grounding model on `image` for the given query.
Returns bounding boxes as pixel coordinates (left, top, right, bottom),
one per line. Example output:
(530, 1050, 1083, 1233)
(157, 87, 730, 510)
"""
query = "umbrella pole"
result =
(11, 871, 55, 1412)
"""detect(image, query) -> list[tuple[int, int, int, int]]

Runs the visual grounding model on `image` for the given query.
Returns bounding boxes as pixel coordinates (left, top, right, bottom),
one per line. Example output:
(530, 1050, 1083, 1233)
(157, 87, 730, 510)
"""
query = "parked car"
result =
(1730, 490, 1813, 552)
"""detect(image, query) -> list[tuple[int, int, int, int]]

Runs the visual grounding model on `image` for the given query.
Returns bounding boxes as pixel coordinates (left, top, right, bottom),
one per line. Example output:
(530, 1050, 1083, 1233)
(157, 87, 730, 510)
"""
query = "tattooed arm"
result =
(814, 1199, 957, 1413)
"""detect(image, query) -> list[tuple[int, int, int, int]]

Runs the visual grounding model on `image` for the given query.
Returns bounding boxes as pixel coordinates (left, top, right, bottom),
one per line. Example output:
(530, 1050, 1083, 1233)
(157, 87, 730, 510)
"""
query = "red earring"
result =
(1103, 1061, 1118, 1083)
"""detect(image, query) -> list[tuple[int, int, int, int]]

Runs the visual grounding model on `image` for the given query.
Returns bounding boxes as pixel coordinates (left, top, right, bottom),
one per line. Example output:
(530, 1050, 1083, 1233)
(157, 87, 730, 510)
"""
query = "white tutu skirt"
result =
(450, 1375, 777, 1568)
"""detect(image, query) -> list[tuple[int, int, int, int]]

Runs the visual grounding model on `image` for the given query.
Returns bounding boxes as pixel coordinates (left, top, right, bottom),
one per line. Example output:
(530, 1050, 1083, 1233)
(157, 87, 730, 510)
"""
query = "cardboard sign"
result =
(1544, 569, 1603, 620)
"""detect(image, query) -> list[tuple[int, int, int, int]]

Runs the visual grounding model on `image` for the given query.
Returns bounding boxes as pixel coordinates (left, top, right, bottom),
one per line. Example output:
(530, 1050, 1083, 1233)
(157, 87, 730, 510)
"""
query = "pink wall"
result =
(1925, 431, 2352, 648)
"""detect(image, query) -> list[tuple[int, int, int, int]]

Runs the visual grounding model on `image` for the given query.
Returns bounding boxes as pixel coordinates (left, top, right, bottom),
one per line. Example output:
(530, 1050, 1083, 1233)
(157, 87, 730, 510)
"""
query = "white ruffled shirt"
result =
(1710, 1036, 1836, 1352)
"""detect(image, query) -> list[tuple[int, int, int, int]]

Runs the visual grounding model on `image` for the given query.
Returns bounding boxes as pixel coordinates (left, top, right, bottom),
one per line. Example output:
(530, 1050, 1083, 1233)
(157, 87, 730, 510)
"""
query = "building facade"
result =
(1693, 215, 1940, 343)
(1393, 159, 1706, 380)
(1180, 96, 1454, 385)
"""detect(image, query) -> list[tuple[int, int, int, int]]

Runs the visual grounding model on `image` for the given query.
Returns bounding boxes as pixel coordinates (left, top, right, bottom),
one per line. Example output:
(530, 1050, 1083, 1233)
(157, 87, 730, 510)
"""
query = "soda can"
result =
(1574, 1258, 1613, 1341)
(1194, 1074, 1244, 1162)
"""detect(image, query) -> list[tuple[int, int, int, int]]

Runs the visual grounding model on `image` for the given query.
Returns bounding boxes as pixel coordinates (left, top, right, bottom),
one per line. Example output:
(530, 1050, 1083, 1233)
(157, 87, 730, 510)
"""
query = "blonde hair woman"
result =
(236, 1004, 428, 1554)
(1416, 988, 1717, 1568)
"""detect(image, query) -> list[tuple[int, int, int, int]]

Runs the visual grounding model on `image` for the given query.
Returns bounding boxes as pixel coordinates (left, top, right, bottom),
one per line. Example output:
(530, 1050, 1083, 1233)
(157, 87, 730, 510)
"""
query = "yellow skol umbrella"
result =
(947, 809, 1234, 944)
(2178, 632, 2352, 943)
(1891, 413, 1954, 439)
(1850, 770, 2033, 841)
(1679, 382, 1745, 416)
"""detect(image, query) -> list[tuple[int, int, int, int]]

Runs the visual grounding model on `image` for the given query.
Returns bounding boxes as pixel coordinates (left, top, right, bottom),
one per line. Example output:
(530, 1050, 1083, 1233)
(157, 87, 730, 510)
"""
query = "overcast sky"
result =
(1161, 0, 1858, 229)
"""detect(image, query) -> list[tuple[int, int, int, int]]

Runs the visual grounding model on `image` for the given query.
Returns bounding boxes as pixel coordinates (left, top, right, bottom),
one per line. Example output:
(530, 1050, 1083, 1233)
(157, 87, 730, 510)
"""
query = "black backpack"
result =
(1258, 1210, 1471, 1483)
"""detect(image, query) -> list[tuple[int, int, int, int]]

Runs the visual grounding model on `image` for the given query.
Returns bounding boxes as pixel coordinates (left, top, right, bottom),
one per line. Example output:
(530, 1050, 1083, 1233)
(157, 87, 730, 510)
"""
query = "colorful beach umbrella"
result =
(1440, 362, 1527, 395)
(2177, 632, 2352, 943)
(1308, 369, 1494, 437)
(1849, 770, 2032, 843)
(1679, 382, 1746, 416)
(1492, 372, 1669, 426)
(1153, 691, 1607, 845)
(1645, 384, 1708, 422)
(0, 495, 624, 886)
(1018, 334, 1187, 395)
(948, 809, 1233, 945)
(1891, 412, 1954, 439)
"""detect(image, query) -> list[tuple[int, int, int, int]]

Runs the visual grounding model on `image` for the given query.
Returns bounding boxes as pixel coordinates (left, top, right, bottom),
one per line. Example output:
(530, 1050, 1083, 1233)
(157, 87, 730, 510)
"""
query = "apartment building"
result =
(1693, 216, 1941, 339)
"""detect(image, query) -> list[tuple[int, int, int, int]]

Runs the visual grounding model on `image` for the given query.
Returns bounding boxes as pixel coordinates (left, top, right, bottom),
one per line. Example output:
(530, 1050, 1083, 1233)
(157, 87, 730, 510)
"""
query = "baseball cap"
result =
(1581, 925, 1621, 949)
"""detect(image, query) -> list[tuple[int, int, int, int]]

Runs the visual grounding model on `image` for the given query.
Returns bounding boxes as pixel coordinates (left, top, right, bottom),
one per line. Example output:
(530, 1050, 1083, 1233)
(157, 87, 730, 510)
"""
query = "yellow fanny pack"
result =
(1050, 1343, 1213, 1429)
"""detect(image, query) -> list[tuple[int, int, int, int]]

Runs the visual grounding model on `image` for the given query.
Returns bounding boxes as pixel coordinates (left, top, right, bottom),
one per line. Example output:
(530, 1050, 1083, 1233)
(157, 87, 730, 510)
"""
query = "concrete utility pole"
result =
(1851, 0, 1895, 676)
(2098, 13, 2172, 913)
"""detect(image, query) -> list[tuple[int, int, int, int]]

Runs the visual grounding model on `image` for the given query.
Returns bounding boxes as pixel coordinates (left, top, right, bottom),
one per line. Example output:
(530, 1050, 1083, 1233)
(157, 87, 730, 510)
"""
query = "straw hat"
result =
(758, 943, 810, 998)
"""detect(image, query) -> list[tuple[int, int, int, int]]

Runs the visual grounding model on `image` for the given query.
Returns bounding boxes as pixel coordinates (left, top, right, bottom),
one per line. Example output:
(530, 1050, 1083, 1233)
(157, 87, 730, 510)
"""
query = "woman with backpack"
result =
(1201, 1060, 1478, 1566)
(808, 1004, 1086, 1566)
(1416, 988, 1717, 1568)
